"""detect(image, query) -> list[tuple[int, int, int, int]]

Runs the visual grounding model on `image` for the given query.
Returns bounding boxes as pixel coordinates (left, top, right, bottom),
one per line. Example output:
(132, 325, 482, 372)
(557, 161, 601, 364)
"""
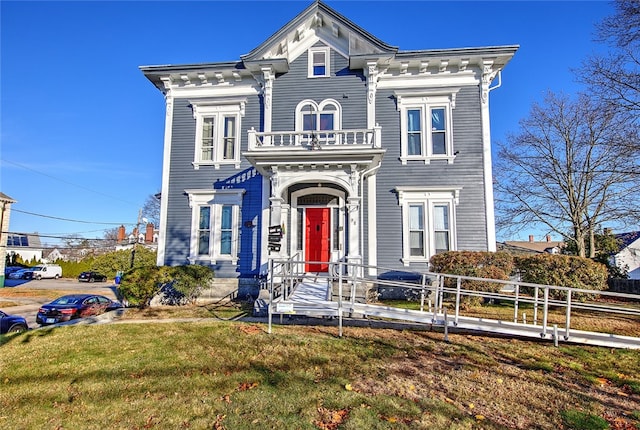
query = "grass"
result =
(1, 312, 639, 430)
(379, 299, 640, 337)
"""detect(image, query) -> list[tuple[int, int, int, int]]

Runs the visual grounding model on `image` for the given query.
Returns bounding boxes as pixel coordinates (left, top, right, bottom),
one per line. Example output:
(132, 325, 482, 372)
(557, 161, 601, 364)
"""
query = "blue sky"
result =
(0, 0, 613, 246)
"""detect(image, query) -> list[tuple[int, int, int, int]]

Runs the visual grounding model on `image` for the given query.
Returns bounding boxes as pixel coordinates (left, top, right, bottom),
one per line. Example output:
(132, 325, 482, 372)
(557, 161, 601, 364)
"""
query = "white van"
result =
(30, 264, 62, 280)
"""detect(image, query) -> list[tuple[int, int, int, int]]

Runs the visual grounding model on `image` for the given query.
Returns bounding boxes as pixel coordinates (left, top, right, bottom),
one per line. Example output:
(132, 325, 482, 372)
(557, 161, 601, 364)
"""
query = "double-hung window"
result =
(295, 99, 341, 146)
(396, 90, 459, 164)
(308, 46, 330, 78)
(396, 187, 460, 265)
(186, 189, 245, 264)
(191, 98, 245, 169)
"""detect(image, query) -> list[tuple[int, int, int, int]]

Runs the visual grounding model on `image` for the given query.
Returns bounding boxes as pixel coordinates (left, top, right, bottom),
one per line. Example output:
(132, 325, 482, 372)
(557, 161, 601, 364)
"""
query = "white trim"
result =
(367, 175, 378, 276)
(191, 99, 246, 169)
(291, 187, 346, 262)
(157, 92, 174, 266)
(480, 87, 497, 251)
(395, 187, 460, 266)
(185, 189, 245, 265)
(396, 92, 458, 165)
(308, 46, 331, 78)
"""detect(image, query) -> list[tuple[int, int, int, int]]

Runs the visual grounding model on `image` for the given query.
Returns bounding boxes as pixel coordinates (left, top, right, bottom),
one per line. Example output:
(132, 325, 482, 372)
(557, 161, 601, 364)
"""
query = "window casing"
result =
(396, 187, 460, 265)
(295, 99, 341, 144)
(308, 46, 330, 78)
(191, 98, 245, 169)
(396, 91, 459, 165)
(186, 189, 245, 264)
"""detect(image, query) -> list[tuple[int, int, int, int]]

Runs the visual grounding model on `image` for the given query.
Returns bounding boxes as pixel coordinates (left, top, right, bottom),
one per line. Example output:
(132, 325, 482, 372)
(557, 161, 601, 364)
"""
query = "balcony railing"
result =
(247, 126, 381, 151)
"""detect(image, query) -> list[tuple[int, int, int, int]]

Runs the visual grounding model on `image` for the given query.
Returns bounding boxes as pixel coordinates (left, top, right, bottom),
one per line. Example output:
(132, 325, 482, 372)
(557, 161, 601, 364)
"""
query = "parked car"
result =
(78, 271, 108, 283)
(29, 264, 62, 280)
(0, 310, 28, 334)
(8, 269, 34, 280)
(4, 266, 24, 276)
(36, 294, 122, 326)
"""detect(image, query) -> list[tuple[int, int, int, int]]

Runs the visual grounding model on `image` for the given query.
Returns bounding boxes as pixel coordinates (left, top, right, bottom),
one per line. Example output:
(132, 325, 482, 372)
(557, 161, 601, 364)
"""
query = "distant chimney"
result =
(117, 225, 126, 242)
(145, 223, 154, 243)
(546, 235, 551, 242)
(529, 235, 534, 242)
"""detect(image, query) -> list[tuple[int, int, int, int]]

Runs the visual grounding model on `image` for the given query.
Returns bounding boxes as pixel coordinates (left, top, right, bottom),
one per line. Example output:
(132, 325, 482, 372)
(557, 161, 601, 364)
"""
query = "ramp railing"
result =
(265, 258, 640, 348)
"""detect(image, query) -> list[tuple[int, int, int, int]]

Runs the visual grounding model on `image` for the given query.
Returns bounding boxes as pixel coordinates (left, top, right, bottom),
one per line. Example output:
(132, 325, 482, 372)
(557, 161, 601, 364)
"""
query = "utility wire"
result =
(1, 158, 139, 205)
(11, 208, 134, 226)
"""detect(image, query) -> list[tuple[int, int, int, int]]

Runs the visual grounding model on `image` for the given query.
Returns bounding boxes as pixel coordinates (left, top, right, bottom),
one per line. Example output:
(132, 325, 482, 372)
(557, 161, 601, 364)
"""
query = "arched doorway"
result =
(291, 188, 346, 273)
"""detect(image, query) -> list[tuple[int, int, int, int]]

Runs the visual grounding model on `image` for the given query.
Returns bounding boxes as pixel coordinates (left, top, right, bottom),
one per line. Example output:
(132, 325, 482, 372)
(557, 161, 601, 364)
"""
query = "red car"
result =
(36, 294, 122, 326)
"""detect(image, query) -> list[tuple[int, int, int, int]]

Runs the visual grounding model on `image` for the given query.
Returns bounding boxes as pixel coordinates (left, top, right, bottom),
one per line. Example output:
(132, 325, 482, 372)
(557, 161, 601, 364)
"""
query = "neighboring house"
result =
(140, 1, 518, 286)
(499, 235, 564, 255)
(6, 232, 43, 263)
(44, 248, 65, 262)
(610, 231, 640, 279)
(115, 224, 159, 252)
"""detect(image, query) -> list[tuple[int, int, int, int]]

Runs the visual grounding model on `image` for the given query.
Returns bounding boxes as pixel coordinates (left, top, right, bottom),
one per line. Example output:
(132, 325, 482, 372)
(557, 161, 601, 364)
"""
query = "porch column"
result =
(346, 196, 362, 275)
(281, 203, 290, 258)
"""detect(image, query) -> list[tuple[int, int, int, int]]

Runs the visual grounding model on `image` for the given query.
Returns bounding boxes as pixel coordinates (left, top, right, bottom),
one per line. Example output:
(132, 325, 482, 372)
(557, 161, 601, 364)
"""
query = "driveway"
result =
(0, 278, 120, 329)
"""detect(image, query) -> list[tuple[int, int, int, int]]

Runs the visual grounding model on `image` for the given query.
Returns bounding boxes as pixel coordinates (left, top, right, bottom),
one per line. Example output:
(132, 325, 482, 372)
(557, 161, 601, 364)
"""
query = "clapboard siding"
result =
(373, 85, 489, 270)
(272, 48, 367, 132)
(163, 94, 265, 277)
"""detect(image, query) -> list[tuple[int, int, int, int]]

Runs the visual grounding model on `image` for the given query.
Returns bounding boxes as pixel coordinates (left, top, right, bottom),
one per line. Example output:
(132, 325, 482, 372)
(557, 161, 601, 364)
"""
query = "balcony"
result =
(247, 126, 381, 151)
(244, 126, 385, 176)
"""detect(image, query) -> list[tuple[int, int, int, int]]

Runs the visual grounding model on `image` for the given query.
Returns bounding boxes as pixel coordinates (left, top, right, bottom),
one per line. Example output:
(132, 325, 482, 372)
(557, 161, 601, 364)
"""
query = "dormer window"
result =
(308, 47, 330, 78)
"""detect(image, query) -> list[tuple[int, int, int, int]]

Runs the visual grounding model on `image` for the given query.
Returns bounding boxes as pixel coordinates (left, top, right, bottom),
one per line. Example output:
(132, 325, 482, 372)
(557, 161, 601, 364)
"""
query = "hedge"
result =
(429, 251, 609, 303)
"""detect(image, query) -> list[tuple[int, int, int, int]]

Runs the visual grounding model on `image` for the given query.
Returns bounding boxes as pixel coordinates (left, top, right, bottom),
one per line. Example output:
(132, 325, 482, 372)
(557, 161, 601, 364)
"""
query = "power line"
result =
(1, 158, 138, 205)
(11, 208, 134, 226)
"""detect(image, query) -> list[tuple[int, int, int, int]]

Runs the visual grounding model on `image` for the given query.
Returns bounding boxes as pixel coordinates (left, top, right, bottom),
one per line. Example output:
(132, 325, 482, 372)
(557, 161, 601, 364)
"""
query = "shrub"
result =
(91, 248, 158, 279)
(514, 254, 608, 301)
(117, 266, 163, 308)
(117, 265, 214, 308)
(430, 251, 514, 304)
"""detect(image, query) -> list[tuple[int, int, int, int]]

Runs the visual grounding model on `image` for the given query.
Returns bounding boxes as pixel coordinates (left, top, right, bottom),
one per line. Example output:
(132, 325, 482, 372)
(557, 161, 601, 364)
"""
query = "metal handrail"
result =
(265, 258, 640, 347)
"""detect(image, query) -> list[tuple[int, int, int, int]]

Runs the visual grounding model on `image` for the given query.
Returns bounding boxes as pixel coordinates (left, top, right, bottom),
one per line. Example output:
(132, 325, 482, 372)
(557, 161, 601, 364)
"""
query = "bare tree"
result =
(102, 226, 120, 247)
(495, 91, 640, 257)
(579, 0, 640, 118)
(142, 192, 161, 227)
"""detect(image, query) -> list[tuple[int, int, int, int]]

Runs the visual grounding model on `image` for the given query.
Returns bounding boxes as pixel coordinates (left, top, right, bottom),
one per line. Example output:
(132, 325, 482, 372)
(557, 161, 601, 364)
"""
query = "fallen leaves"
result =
(314, 407, 348, 430)
(237, 325, 262, 335)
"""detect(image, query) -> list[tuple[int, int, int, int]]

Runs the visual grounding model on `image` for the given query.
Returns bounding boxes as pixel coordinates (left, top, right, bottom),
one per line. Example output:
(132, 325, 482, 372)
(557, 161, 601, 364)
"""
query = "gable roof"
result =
(614, 231, 640, 251)
(141, 1, 518, 92)
(240, 0, 398, 65)
(0, 192, 16, 203)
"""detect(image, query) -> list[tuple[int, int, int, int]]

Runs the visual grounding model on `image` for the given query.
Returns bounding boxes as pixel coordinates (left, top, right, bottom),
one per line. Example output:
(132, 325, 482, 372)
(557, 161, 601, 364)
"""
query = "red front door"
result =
(305, 208, 330, 272)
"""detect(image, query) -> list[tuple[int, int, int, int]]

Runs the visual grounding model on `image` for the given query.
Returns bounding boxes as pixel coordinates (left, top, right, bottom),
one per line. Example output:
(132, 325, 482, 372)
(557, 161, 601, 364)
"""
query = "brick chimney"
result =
(117, 225, 126, 242)
(546, 235, 551, 242)
(145, 223, 154, 243)
(529, 235, 534, 242)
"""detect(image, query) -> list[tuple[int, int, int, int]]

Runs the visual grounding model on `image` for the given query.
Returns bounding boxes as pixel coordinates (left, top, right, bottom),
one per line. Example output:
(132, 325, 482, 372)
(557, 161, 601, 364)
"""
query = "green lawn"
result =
(1, 319, 638, 429)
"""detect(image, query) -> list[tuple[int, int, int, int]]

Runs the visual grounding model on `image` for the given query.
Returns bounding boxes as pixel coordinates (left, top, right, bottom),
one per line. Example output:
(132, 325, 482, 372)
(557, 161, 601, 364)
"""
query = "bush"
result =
(514, 254, 608, 301)
(117, 265, 214, 308)
(92, 248, 157, 279)
(430, 251, 514, 304)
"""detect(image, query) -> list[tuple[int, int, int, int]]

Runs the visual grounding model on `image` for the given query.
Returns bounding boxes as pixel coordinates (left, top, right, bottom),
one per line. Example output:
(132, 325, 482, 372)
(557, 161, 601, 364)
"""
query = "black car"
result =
(78, 271, 108, 283)
(36, 294, 122, 326)
(0, 310, 28, 334)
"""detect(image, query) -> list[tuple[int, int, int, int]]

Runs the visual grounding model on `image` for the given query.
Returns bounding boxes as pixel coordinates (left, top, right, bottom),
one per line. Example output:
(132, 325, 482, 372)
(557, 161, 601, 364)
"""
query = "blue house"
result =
(141, 1, 518, 291)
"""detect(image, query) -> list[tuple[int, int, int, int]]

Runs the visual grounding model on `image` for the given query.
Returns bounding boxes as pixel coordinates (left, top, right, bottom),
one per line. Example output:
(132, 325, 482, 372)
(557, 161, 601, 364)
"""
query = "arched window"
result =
(295, 99, 341, 144)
